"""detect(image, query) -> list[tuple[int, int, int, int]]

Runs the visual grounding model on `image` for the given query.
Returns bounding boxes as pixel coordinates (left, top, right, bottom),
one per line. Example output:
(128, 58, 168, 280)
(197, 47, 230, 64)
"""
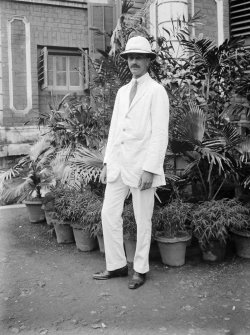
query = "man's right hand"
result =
(100, 164, 107, 184)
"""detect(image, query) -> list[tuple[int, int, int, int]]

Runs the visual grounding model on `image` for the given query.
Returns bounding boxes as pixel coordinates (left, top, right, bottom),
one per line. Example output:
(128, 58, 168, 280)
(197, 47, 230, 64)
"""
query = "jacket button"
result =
(123, 128, 126, 131)
(121, 141, 124, 144)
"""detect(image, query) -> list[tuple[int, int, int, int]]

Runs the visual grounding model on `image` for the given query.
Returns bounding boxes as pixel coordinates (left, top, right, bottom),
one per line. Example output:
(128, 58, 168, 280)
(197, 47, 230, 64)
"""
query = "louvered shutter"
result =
(38, 47, 48, 89)
(230, 0, 250, 39)
(88, 1, 117, 58)
(230, 0, 250, 73)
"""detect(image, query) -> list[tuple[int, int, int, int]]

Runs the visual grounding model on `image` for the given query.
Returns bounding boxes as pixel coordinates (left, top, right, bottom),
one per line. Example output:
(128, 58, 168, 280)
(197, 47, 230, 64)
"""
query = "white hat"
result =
(120, 36, 156, 60)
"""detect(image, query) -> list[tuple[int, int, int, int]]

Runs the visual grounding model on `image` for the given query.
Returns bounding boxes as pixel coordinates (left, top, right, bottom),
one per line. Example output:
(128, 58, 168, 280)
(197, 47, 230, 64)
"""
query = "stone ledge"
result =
(0, 125, 48, 157)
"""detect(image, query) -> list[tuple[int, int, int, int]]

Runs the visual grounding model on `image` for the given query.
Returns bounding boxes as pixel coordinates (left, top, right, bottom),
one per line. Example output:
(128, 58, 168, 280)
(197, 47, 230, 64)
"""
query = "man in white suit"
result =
(93, 36, 169, 289)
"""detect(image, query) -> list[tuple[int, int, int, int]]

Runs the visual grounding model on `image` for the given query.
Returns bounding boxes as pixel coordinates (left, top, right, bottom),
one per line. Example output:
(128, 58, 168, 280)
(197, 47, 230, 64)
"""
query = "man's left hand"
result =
(138, 171, 154, 191)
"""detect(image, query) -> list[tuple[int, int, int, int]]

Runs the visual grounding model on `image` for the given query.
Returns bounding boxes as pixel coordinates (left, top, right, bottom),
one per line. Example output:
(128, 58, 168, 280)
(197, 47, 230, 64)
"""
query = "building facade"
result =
(0, 0, 120, 166)
(0, 0, 249, 166)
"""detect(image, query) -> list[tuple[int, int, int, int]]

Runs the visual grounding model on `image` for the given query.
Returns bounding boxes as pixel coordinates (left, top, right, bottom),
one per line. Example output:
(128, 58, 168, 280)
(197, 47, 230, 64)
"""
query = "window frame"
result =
(88, 0, 118, 58)
(47, 54, 83, 91)
(38, 46, 89, 92)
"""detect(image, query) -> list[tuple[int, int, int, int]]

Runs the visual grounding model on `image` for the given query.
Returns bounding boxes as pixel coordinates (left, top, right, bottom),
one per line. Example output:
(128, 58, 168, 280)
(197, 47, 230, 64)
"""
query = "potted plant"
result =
(231, 224, 250, 259)
(41, 190, 56, 226)
(52, 186, 75, 244)
(229, 200, 250, 259)
(191, 198, 250, 261)
(69, 189, 100, 252)
(0, 137, 54, 223)
(154, 198, 192, 266)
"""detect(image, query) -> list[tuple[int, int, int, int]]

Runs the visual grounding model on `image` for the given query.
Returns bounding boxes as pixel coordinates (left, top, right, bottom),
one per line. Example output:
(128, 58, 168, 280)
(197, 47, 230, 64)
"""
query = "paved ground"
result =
(0, 205, 250, 335)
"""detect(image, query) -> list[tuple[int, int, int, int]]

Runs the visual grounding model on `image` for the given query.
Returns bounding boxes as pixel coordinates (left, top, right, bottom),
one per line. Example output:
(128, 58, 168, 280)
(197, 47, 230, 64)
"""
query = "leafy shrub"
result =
(154, 199, 193, 238)
(191, 198, 250, 249)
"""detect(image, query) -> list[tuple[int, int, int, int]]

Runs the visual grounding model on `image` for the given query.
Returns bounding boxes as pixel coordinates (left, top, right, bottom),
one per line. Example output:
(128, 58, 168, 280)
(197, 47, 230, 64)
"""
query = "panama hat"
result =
(120, 36, 156, 60)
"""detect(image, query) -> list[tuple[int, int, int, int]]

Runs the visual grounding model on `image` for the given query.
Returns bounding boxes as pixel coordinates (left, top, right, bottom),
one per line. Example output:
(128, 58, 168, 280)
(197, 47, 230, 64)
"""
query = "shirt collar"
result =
(130, 72, 149, 86)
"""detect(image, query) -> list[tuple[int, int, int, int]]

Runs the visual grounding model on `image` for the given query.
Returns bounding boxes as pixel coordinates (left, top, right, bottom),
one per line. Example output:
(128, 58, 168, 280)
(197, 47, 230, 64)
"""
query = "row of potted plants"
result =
(40, 185, 250, 267)
(42, 185, 102, 251)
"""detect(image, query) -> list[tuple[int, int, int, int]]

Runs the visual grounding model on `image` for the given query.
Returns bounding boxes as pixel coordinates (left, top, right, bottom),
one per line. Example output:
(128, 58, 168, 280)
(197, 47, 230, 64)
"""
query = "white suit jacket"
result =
(104, 72, 169, 188)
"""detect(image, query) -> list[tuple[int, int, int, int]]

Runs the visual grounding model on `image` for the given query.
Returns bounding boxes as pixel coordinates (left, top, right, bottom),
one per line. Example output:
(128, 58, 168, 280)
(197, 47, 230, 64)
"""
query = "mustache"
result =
(131, 65, 140, 69)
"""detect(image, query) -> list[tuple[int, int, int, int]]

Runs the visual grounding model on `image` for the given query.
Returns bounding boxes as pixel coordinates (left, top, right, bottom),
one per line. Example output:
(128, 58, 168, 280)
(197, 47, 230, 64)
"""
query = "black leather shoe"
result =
(93, 265, 128, 280)
(128, 271, 146, 289)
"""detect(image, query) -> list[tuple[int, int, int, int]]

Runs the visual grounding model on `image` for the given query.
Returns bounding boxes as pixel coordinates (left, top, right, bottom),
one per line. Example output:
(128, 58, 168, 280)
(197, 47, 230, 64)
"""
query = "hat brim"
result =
(120, 50, 156, 60)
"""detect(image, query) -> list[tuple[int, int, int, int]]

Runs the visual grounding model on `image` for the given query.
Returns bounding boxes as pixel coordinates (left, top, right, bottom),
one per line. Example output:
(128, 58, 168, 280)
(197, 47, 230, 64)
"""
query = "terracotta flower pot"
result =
(24, 199, 45, 223)
(54, 222, 75, 244)
(155, 233, 191, 266)
(231, 229, 250, 259)
(72, 228, 97, 252)
(44, 210, 55, 226)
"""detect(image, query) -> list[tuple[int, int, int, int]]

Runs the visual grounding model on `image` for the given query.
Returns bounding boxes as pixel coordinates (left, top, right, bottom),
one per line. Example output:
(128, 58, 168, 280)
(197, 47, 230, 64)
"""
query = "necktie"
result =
(129, 80, 137, 106)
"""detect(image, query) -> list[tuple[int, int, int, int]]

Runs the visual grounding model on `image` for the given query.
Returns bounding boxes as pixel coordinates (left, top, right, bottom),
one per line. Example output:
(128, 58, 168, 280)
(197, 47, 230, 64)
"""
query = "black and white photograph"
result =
(0, 0, 250, 334)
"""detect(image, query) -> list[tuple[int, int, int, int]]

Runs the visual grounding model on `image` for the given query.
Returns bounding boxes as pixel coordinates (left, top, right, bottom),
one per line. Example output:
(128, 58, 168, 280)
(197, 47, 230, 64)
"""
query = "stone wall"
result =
(193, 0, 230, 43)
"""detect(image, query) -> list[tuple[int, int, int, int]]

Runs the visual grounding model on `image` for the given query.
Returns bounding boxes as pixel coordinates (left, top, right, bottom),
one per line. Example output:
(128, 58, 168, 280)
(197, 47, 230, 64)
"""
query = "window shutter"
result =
(38, 47, 48, 89)
(230, 0, 250, 73)
(230, 0, 250, 39)
(88, 1, 117, 58)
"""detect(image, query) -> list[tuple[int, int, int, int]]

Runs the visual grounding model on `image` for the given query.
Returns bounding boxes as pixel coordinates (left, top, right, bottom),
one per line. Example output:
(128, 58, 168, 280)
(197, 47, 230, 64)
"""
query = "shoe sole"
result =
(93, 272, 128, 280)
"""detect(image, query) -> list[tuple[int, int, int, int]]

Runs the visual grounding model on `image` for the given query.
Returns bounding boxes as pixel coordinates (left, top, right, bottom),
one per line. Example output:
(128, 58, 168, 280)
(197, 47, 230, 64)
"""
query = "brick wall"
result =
(193, 0, 218, 42)
(192, 0, 230, 44)
(0, 0, 88, 127)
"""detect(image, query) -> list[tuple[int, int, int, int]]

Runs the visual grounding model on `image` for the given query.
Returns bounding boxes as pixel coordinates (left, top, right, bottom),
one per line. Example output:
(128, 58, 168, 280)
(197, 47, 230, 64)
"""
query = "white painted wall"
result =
(156, 0, 188, 57)
(215, 0, 224, 45)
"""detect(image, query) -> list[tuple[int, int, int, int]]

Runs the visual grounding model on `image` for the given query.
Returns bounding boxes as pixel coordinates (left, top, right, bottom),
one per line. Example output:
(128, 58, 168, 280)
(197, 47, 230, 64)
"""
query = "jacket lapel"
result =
(126, 77, 151, 116)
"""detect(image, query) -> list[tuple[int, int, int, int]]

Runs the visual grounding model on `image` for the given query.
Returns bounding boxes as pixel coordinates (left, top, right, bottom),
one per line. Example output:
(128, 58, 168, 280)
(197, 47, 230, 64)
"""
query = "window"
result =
(47, 55, 82, 90)
(38, 47, 89, 91)
(88, 0, 118, 57)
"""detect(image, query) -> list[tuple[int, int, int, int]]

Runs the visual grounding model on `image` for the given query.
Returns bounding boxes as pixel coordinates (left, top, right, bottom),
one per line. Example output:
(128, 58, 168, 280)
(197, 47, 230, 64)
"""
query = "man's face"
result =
(127, 53, 150, 79)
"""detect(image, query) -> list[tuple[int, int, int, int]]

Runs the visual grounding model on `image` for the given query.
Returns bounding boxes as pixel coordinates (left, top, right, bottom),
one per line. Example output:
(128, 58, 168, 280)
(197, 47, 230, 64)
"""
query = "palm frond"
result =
(2, 177, 36, 203)
(55, 146, 105, 186)
(29, 137, 51, 163)
(219, 123, 242, 148)
(183, 159, 200, 176)
(181, 38, 217, 71)
(171, 101, 205, 146)
(238, 138, 250, 163)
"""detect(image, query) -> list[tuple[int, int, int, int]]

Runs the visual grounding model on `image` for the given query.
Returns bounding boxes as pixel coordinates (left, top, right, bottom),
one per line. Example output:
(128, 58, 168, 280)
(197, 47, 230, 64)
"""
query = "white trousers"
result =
(101, 175, 155, 274)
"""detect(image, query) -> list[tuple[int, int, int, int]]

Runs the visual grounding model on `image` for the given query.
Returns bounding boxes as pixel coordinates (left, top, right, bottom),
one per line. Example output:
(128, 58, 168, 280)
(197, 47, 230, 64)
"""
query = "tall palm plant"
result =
(0, 136, 55, 203)
(169, 100, 243, 200)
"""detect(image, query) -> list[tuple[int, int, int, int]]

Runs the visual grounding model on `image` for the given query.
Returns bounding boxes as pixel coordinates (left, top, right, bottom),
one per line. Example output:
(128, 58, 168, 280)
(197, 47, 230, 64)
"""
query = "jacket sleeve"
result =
(142, 85, 169, 175)
(103, 89, 121, 165)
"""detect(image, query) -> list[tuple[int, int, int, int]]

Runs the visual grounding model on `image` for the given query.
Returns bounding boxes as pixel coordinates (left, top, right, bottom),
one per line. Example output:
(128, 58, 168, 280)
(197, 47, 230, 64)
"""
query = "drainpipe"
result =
(215, 0, 224, 45)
